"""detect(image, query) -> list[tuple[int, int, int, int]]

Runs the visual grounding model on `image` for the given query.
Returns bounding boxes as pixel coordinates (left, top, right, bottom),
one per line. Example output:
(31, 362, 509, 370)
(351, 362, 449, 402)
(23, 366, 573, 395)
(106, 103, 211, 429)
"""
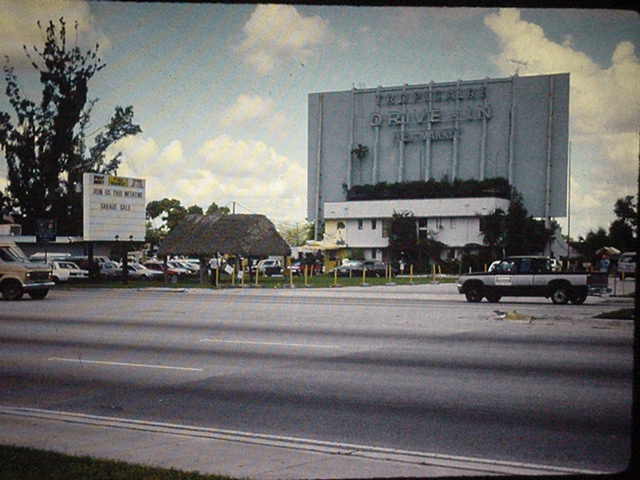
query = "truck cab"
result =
(0, 241, 55, 300)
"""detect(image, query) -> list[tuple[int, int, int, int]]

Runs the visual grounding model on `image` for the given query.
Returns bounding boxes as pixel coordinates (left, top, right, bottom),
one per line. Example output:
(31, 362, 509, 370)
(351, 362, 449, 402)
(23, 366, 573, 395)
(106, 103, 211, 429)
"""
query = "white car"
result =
(50, 261, 89, 282)
(128, 263, 164, 280)
(618, 252, 636, 278)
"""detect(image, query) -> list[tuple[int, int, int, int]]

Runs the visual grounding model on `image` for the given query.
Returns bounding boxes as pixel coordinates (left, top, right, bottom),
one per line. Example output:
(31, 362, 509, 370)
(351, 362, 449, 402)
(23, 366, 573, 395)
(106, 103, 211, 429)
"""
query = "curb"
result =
(0, 406, 605, 477)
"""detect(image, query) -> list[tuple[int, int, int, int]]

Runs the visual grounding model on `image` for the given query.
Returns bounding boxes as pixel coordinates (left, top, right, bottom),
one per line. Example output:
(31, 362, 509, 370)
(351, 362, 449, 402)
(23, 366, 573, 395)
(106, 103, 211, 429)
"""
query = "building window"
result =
(371, 249, 377, 259)
(450, 217, 455, 229)
(357, 219, 363, 230)
(371, 219, 377, 230)
(382, 220, 391, 238)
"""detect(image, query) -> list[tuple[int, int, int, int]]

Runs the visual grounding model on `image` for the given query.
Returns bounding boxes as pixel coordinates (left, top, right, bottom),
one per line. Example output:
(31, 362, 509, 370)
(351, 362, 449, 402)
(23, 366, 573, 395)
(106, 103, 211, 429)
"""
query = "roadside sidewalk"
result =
(1, 407, 602, 479)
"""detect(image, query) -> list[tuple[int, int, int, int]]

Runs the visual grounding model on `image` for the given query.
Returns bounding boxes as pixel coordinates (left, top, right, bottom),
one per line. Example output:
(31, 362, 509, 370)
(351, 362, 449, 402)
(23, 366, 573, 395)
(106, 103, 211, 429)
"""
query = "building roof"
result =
(157, 214, 291, 258)
(324, 197, 511, 219)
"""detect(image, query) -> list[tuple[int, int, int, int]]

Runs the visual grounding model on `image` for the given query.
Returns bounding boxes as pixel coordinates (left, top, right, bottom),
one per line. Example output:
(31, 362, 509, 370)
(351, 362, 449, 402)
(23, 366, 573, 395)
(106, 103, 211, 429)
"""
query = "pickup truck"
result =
(457, 256, 609, 305)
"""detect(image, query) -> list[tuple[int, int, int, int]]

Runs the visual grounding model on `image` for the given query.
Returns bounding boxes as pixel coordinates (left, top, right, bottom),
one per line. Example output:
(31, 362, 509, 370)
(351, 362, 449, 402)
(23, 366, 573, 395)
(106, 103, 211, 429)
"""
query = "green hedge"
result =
(347, 177, 511, 201)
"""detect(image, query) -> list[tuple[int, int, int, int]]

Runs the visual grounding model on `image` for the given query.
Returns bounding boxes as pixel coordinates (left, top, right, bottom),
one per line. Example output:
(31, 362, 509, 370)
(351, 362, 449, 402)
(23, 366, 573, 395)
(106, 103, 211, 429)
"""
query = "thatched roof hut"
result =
(158, 214, 291, 258)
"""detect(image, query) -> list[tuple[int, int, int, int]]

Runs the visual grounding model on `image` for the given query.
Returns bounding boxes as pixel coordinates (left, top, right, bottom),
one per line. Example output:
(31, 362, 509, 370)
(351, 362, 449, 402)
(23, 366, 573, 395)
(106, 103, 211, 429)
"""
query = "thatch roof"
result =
(158, 214, 291, 258)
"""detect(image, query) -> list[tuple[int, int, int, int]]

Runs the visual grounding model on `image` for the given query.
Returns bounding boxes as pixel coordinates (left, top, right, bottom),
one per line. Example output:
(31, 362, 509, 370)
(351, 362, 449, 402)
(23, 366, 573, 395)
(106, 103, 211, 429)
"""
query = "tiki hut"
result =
(157, 213, 291, 283)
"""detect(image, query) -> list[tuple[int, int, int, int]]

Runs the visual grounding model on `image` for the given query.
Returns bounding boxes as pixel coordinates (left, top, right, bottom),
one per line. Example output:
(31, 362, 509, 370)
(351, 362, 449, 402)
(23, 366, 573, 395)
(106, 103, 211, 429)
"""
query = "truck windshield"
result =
(0, 245, 30, 263)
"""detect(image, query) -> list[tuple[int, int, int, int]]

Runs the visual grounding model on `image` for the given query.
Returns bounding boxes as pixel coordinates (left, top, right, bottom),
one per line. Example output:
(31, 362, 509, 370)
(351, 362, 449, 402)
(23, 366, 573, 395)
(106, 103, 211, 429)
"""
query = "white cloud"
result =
(219, 94, 288, 134)
(238, 4, 330, 75)
(484, 8, 639, 237)
(0, 0, 111, 69)
(110, 134, 307, 224)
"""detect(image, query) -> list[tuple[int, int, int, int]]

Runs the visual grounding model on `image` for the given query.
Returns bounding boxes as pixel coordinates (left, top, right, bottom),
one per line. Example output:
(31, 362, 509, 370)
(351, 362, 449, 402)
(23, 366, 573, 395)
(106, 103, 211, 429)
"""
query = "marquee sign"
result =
(82, 173, 145, 242)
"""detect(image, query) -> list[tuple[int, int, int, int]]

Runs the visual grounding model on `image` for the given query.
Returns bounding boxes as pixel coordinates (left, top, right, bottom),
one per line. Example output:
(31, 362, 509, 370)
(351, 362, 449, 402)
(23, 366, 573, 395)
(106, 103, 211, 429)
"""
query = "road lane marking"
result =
(0, 405, 607, 476)
(47, 357, 203, 372)
(199, 338, 342, 349)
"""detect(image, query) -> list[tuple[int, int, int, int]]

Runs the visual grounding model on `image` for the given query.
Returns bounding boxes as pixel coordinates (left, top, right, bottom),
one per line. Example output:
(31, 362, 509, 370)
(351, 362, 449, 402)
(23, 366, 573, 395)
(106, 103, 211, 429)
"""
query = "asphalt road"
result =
(0, 285, 634, 473)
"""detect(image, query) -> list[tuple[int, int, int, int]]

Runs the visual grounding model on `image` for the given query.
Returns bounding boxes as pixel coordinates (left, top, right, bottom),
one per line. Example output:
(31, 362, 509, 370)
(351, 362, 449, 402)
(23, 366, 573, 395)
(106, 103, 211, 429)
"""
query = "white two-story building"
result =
(323, 196, 510, 261)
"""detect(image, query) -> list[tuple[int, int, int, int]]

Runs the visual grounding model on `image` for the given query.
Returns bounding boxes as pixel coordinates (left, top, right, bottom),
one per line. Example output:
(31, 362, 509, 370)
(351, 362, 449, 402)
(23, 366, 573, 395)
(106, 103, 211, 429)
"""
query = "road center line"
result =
(48, 357, 203, 372)
(199, 338, 342, 349)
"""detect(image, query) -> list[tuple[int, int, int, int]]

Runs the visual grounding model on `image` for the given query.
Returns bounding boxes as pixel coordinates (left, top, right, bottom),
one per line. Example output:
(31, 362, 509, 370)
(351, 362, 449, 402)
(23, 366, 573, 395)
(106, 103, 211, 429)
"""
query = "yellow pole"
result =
(304, 265, 308, 287)
(484, 263, 487, 272)
(334, 266, 338, 287)
(410, 264, 414, 283)
(362, 266, 366, 285)
(255, 265, 259, 287)
(289, 260, 294, 288)
(232, 265, 236, 287)
(215, 263, 219, 288)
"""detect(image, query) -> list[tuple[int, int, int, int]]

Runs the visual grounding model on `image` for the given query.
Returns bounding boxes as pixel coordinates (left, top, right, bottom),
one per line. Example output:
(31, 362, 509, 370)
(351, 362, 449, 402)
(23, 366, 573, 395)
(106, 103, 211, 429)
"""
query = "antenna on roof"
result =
(508, 58, 528, 76)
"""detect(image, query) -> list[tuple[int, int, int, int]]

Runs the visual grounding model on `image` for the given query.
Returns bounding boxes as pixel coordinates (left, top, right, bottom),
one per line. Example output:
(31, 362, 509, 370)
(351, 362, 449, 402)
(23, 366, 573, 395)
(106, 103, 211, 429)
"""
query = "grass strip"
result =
(56, 275, 457, 290)
(594, 308, 635, 320)
(0, 445, 241, 480)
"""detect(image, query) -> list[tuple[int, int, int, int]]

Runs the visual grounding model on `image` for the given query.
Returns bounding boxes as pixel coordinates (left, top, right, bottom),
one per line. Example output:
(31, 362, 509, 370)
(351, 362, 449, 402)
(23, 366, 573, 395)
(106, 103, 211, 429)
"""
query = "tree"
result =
(480, 190, 554, 257)
(187, 205, 203, 215)
(146, 198, 187, 232)
(205, 201, 230, 216)
(277, 221, 313, 247)
(0, 18, 141, 235)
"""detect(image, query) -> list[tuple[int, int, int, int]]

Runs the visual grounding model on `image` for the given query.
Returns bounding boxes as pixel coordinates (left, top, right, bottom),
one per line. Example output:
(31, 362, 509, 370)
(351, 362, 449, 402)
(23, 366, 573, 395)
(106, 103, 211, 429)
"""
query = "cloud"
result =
(238, 4, 330, 75)
(0, 0, 111, 69)
(484, 8, 639, 236)
(219, 94, 288, 134)
(110, 134, 307, 224)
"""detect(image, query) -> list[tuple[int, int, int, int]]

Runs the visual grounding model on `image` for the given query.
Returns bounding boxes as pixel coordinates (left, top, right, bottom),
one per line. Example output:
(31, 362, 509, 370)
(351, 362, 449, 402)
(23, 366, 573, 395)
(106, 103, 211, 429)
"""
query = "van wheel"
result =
(551, 286, 570, 305)
(28, 289, 49, 300)
(2, 280, 24, 300)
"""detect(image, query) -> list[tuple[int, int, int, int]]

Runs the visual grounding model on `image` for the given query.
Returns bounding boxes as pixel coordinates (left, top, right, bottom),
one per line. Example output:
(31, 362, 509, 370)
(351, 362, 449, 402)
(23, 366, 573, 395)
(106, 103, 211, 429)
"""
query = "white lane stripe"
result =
(0, 405, 606, 475)
(199, 338, 342, 349)
(48, 357, 203, 372)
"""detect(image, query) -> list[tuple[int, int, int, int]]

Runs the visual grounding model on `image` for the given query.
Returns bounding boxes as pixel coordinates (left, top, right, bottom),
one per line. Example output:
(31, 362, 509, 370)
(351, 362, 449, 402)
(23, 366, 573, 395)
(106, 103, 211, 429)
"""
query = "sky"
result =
(0, 1, 638, 238)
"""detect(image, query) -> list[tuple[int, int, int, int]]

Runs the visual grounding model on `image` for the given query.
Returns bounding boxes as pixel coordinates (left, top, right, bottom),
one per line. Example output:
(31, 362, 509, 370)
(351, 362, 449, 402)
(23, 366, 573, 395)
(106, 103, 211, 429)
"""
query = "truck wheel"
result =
(2, 280, 24, 301)
(486, 292, 501, 303)
(551, 286, 570, 305)
(28, 289, 49, 300)
(570, 293, 587, 305)
(465, 286, 483, 303)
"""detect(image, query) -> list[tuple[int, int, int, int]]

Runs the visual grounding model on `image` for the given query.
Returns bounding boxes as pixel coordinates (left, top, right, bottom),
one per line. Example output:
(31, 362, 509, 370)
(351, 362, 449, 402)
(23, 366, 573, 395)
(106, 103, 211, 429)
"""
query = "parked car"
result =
(288, 260, 303, 276)
(166, 261, 194, 277)
(331, 260, 364, 277)
(49, 261, 88, 282)
(362, 260, 389, 277)
(330, 259, 389, 277)
(617, 251, 636, 278)
(143, 260, 185, 278)
(128, 263, 164, 280)
(257, 258, 283, 276)
(100, 260, 122, 278)
(172, 260, 200, 274)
